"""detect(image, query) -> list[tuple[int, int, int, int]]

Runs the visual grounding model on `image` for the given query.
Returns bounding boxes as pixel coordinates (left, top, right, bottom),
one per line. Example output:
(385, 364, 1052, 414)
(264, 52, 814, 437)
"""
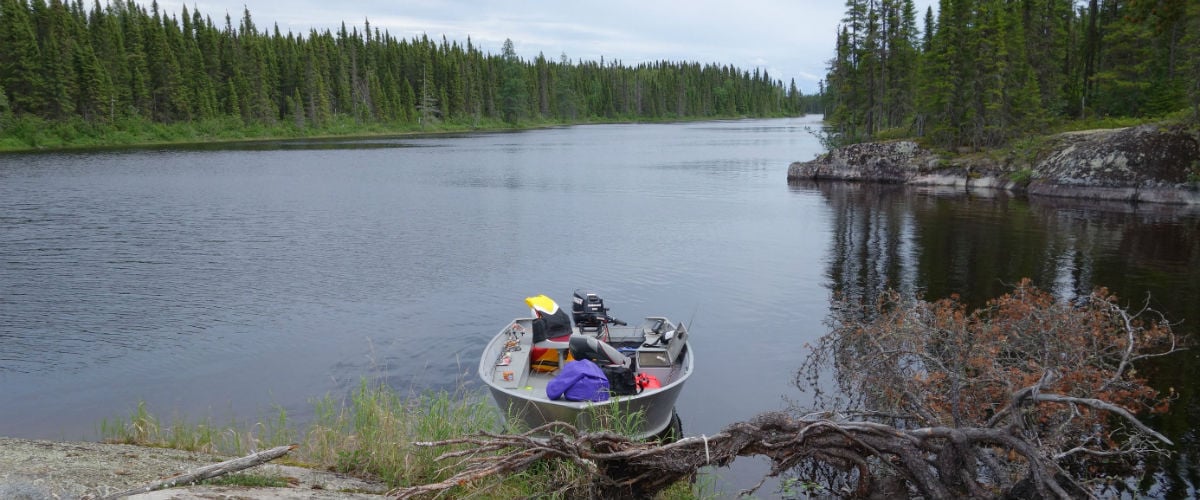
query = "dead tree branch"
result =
(101, 444, 296, 499)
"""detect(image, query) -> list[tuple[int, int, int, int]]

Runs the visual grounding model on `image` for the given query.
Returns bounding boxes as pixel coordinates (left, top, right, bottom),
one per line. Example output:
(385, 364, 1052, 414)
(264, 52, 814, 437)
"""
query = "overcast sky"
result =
(157, 0, 938, 94)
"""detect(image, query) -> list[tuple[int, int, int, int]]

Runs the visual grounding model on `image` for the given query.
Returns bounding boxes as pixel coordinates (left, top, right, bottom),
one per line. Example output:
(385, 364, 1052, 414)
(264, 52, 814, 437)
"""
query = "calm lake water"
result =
(2, 116, 1199, 495)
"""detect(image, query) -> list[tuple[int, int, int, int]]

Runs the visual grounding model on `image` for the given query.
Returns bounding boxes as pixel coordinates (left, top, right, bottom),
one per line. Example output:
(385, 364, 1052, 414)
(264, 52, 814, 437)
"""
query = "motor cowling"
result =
(572, 289, 609, 330)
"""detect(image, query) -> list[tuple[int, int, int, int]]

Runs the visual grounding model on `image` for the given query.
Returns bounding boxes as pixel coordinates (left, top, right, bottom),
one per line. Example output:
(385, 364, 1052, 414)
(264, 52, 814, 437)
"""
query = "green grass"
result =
(1049, 115, 1154, 133)
(98, 380, 703, 498)
(200, 473, 292, 488)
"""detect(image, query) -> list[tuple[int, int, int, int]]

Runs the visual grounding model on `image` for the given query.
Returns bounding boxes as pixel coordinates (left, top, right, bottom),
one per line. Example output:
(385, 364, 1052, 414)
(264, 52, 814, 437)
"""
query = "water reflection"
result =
(793, 180, 1200, 497)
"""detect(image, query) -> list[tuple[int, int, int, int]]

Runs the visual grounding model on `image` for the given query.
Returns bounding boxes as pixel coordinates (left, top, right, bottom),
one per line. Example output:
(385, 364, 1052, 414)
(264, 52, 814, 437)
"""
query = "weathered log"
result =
(100, 444, 296, 499)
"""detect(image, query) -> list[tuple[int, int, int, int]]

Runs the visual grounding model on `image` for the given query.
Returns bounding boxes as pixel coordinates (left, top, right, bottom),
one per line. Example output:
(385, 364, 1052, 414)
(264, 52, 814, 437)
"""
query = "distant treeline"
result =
(823, 0, 1200, 149)
(0, 0, 818, 137)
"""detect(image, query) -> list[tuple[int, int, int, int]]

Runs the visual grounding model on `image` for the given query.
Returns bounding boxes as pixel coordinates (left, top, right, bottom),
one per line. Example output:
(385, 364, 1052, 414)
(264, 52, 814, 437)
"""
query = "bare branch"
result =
(1030, 393, 1172, 446)
(101, 444, 296, 499)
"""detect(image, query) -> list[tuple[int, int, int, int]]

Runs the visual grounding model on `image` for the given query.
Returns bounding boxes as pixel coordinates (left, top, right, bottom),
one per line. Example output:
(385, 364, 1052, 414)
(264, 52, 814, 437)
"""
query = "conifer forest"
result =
(0, 0, 808, 145)
(824, 0, 1200, 149)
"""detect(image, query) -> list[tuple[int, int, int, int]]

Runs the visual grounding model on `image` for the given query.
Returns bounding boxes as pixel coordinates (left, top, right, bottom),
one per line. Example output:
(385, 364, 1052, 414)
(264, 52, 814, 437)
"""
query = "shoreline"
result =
(787, 124, 1200, 205)
(0, 114, 794, 154)
(0, 436, 388, 499)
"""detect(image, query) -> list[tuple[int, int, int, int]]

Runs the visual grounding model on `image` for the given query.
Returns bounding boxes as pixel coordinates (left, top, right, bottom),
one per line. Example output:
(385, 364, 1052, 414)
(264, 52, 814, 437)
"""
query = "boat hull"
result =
(485, 365, 689, 438)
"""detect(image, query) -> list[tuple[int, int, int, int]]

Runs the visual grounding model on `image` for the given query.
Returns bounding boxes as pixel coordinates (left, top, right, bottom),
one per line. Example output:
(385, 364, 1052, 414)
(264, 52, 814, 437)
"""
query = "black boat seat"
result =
(569, 335, 628, 367)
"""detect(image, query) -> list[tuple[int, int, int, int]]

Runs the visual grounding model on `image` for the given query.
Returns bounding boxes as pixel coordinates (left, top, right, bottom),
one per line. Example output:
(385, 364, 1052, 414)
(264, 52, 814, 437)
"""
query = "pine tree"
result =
(1187, 1, 1200, 122)
(0, 0, 46, 114)
(498, 38, 526, 124)
(0, 82, 12, 122)
(417, 56, 440, 125)
(399, 77, 415, 123)
(917, 0, 971, 146)
(1091, 0, 1155, 116)
(1022, 0, 1073, 115)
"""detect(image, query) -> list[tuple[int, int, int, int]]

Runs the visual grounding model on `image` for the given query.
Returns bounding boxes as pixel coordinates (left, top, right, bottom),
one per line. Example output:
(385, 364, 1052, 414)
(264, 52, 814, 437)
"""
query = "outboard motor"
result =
(572, 289, 625, 331)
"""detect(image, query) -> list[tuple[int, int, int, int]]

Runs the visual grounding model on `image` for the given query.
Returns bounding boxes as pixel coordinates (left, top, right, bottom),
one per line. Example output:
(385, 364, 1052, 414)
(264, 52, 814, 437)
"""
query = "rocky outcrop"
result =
(788, 124, 1200, 204)
(0, 437, 388, 499)
(784, 140, 939, 183)
(1028, 125, 1200, 204)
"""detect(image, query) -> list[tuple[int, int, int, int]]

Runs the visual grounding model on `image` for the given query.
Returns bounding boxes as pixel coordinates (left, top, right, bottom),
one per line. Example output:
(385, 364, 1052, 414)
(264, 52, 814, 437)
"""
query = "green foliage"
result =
(1051, 115, 1143, 133)
(303, 380, 505, 489)
(98, 381, 704, 497)
(579, 400, 648, 439)
(200, 473, 291, 488)
(778, 476, 826, 498)
(826, 0, 1200, 149)
(98, 400, 294, 454)
(498, 38, 526, 124)
(98, 401, 160, 446)
(0, 0, 802, 150)
(0, 84, 9, 117)
(1009, 167, 1034, 186)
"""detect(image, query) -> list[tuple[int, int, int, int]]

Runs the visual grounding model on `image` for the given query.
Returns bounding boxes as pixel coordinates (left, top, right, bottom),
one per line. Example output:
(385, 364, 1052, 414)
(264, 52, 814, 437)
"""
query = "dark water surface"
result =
(2, 117, 1199, 495)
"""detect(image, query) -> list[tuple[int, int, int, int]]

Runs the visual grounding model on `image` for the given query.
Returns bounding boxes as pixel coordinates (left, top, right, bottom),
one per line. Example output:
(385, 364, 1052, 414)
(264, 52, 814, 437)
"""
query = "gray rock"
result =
(0, 437, 389, 499)
(1029, 125, 1200, 203)
(788, 124, 1200, 205)
(787, 140, 940, 183)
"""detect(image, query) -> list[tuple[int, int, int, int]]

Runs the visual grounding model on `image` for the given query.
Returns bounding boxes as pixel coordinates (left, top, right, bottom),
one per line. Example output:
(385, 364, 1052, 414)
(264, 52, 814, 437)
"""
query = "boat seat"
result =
(531, 337, 571, 372)
(533, 339, 570, 350)
(569, 335, 629, 367)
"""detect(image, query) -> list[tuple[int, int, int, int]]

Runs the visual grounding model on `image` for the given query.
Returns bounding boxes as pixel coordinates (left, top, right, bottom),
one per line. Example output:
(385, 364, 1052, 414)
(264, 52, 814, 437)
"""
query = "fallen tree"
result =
(792, 279, 1181, 496)
(396, 280, 1181, 498)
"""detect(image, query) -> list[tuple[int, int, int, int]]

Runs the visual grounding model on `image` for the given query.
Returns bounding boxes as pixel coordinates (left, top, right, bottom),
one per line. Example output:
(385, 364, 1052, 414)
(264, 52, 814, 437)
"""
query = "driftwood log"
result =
(100, 444, 296, 499)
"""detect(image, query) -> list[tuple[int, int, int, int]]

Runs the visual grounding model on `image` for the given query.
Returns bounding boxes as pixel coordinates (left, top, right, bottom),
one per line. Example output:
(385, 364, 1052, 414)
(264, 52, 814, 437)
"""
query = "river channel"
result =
(2, 116, 1198, 496)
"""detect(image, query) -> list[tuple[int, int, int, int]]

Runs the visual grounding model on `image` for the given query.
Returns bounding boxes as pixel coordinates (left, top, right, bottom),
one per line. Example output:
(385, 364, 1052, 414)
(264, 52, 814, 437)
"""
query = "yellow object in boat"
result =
(525, 294, 560, 315)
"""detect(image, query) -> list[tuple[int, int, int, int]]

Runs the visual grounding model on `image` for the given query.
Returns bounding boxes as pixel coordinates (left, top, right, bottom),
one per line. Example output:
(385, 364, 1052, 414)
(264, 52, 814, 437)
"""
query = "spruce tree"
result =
(0, 82, 11, 122)
(1187, 1, 1200, 122)
(41, 0, 81, 119)
(0, 0, 45, 114)
(498, 38, 526, 124)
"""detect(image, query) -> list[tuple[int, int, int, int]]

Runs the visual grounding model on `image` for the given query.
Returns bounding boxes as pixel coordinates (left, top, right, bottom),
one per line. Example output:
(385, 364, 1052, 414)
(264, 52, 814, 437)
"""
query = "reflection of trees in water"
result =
(816, 182, 918, 306)
(795, 180, 1200, 498)
(804, 180, 1200, 313)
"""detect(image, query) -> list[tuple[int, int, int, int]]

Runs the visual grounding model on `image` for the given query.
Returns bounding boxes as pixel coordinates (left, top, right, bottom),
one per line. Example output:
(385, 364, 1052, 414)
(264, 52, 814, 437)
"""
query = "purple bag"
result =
(546, 360, 610, 402)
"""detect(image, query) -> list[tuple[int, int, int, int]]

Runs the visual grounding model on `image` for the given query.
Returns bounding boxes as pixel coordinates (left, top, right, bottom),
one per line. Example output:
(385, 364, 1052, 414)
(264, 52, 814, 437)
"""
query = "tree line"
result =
(824, 0, 1200, 149)
(0, 0, 811, 136)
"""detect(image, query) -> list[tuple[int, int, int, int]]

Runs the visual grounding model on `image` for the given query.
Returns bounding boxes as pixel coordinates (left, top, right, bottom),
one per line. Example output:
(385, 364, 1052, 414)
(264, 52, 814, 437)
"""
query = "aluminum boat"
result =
(479, 291, 692, 439)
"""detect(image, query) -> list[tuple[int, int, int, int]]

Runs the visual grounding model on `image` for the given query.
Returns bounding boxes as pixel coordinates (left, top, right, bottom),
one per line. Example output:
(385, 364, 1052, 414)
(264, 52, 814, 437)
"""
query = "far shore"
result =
(0, 113, 794, 154)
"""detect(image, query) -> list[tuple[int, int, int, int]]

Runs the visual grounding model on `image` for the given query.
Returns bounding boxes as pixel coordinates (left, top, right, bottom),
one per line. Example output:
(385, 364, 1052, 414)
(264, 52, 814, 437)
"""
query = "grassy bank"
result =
(98, 380, 701, 498)
(0, 115, 515, 152)
(0, 112, 795, 153)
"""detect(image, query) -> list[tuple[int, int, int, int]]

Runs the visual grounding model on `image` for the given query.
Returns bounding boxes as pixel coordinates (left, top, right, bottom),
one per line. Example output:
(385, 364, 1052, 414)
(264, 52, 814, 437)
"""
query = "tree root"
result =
(392, 413, 1091, 499)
